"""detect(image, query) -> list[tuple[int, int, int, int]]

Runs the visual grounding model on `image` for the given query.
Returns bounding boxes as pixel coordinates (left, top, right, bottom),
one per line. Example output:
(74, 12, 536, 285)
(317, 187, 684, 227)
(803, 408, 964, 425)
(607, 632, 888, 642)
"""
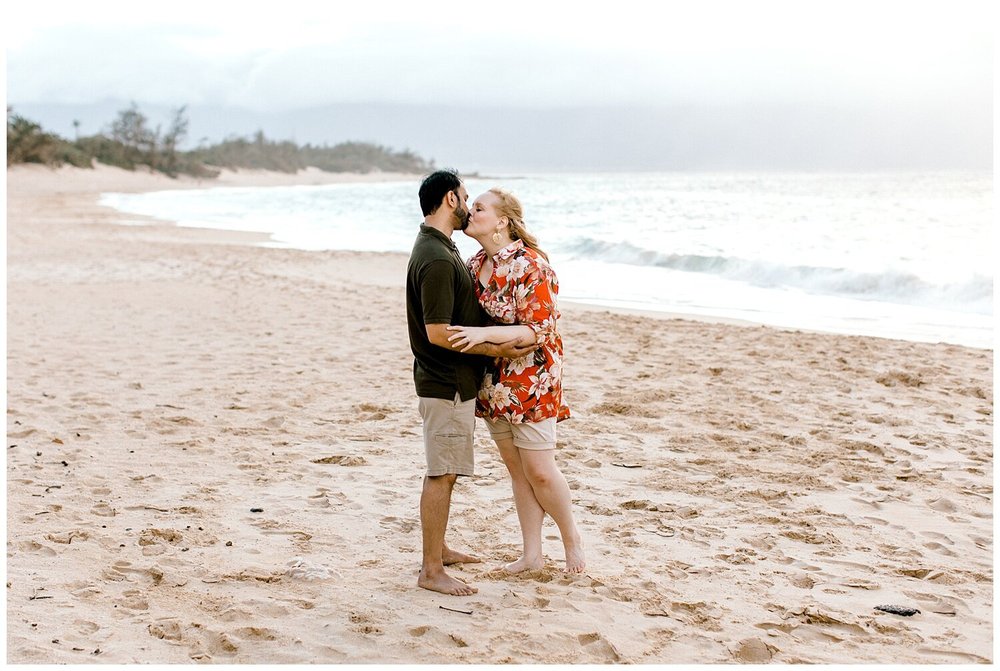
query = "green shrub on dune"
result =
(6, 111, 77, 166)
(191, 131, 306, 173)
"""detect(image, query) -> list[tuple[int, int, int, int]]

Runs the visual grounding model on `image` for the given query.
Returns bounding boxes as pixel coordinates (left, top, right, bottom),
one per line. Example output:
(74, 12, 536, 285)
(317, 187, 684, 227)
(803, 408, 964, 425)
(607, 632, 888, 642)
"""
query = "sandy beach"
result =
(6, 164, 993, 663)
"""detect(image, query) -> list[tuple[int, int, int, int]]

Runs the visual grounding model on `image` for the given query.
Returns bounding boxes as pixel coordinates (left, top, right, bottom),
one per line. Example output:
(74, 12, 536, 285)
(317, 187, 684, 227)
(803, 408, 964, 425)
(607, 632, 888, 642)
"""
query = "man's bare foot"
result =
(564, 537, 586, 573)
(418, 568, 478, 596)
(442, 548, 481, 565)
(503, 556, 544, 573)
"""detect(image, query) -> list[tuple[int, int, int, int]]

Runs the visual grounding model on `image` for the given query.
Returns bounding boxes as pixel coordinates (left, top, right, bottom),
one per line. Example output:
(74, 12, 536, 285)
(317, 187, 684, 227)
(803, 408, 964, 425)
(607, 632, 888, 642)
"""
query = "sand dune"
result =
(6, 164, 993, 663)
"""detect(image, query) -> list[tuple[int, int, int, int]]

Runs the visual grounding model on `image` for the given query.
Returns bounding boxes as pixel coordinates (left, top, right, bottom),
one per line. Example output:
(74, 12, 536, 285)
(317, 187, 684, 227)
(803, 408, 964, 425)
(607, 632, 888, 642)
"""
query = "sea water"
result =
(100, 171, 993, 348)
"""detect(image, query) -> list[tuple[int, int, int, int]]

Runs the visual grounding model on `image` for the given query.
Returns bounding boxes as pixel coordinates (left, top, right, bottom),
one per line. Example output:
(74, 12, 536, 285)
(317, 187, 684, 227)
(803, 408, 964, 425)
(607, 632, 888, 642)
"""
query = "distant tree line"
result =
(7, 103, 433, 178)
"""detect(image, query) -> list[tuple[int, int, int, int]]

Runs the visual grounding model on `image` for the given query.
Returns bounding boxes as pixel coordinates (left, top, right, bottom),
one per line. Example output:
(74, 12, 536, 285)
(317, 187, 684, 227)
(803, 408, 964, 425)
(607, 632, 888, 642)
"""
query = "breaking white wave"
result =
(100, 170, 994, 348)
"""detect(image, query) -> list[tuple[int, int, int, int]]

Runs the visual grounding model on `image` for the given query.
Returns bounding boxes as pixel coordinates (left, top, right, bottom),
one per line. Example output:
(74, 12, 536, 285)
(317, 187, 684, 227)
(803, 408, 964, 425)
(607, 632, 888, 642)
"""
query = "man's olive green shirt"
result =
(406, 224, 489, 401)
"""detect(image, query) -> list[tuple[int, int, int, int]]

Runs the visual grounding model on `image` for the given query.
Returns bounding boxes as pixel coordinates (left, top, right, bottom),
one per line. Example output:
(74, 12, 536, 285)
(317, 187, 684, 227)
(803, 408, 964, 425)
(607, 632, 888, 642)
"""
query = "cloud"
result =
(6, 0, 994, 112)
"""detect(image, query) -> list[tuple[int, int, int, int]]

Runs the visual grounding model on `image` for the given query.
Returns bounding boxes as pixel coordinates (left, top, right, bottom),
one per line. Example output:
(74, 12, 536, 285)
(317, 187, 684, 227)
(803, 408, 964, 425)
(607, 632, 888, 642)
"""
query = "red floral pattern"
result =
(468, 241, 570, 424)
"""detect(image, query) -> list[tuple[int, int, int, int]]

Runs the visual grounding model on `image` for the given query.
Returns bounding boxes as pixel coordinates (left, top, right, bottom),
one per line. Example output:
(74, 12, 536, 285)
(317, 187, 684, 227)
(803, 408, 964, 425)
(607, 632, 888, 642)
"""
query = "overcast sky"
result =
(4, 1, 994, 170)
(6, 0, 993, 110)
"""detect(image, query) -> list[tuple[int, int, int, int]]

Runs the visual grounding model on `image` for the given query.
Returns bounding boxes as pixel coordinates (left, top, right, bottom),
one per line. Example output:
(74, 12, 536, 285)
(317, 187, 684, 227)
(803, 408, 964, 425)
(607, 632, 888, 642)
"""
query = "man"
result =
(406, 169, 533, 595)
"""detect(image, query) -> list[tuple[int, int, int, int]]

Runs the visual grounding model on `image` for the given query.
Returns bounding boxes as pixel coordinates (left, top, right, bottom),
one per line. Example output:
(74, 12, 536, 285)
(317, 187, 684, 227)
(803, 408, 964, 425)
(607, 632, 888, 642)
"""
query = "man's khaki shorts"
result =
(484, 416, 557, 450)
(418, 393, 476, 476)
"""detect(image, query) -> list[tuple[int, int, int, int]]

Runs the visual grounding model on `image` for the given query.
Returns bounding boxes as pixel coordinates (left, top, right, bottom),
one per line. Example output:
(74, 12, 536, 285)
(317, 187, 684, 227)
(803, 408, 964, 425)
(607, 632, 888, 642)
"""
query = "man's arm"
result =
(426, 324, 535, 359)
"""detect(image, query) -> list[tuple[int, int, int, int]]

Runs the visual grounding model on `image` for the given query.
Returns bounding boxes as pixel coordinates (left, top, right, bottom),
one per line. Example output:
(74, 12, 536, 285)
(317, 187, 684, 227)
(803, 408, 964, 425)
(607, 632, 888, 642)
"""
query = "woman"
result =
(446, 187, 585, 574)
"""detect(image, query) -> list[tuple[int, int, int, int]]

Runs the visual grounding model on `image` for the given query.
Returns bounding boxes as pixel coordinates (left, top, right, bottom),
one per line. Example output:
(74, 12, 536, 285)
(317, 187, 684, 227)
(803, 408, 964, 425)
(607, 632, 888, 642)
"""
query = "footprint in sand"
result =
(231, 627, 280, 641)
(838, 577, 880, 590)
(74, 620, 100, 635)
(285, 557, 335, 581)
(732, 637, 776, 663)
(307, 489, 333, 507)
(100, 566, 129, 583)
(405, 625, 464, 646)
(588, 583, 631, 602)
(156, 621, 240, 661)
(138, 528, 184, 546)
(927, 497, 958, 513)
(45, 530, 90, 545)
(90, 503, 116, 517)
(17, 540, 57, 556)
(902, 590, 963, 616)
(781, 529, 840, 546)
(577, 632, 622, 662)
(665, 600, 725, 631)
(379, 516, 418, 534)
(922, 541, 957, 557)
(108, 560, 169, 586)
(969, 534, 990, 549)
(148, 620, 184, 643)
(914, 649, 992, 664)
(787, 573, 817, 589)
(115, 590, 150, 611)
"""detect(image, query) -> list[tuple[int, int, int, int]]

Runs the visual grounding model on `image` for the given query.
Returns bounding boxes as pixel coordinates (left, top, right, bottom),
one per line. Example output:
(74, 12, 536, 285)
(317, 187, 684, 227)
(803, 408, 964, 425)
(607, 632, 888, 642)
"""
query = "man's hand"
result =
(494, 340, 536, 359)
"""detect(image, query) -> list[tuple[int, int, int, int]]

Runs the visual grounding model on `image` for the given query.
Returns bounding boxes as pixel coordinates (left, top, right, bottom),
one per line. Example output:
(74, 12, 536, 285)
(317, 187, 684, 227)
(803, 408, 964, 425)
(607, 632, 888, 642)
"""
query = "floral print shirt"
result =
(467, 240, 570, 424)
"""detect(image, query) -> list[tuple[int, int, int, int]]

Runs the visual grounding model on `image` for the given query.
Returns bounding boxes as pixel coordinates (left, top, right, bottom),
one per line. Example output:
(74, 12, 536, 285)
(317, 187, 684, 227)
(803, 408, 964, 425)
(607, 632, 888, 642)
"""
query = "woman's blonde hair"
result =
(489, 187, 549, 262)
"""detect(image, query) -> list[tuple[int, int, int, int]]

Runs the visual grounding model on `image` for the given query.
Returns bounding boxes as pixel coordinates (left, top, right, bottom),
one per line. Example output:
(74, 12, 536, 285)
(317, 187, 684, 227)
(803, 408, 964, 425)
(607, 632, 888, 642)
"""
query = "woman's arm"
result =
(446, 324, 535, 353)
(427, 324, 534, 358)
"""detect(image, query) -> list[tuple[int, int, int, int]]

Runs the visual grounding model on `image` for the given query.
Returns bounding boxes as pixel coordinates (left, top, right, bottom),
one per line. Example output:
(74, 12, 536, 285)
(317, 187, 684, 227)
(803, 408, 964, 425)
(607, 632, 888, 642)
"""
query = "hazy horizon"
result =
(11, 98, 992, 173)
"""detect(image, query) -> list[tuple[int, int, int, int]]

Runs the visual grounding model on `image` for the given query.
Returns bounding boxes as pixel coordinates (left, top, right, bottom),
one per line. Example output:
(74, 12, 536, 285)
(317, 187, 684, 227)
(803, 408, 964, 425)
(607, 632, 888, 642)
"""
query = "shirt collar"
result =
(493, 239, 524, 262)
(420, 223, 458, 251)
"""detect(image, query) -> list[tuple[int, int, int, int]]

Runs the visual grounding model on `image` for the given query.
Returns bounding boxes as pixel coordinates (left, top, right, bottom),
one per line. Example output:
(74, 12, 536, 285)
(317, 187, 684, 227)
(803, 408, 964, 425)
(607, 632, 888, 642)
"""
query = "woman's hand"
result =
(446, 325, 537, 354)
(446, 326, 489, 352)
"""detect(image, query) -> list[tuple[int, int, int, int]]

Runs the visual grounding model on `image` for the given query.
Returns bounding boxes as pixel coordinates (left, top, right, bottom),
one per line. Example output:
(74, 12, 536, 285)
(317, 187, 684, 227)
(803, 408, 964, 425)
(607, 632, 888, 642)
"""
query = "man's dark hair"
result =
(419, 169, 462, 217)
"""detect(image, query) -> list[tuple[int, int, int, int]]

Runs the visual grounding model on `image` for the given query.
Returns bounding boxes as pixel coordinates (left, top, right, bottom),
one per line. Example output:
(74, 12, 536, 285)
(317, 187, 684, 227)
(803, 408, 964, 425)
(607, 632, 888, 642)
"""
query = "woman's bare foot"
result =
(417, 568, 478, 595)
(503, 555, 544, 573)
(564, 536, 586, 573)
(442, 547, 481, 565)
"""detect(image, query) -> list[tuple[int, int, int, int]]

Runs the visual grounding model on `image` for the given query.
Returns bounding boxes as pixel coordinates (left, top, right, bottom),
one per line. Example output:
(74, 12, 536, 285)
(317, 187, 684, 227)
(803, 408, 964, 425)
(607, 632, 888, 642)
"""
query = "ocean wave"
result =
(560, 238, 993, 312)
